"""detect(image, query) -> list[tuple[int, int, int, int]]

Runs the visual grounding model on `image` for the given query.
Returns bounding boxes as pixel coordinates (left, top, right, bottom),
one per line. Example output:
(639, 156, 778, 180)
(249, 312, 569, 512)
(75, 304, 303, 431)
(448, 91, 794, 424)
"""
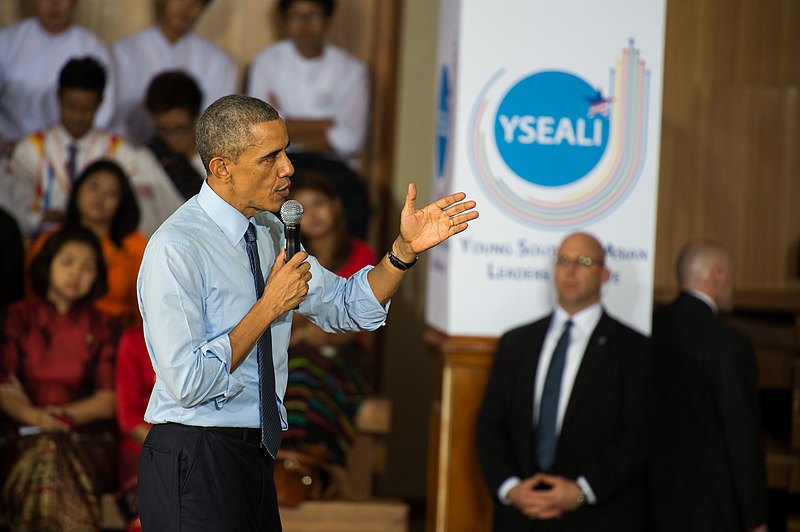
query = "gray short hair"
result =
(195, 94, 281, 173)
(676, 239, 728, 287)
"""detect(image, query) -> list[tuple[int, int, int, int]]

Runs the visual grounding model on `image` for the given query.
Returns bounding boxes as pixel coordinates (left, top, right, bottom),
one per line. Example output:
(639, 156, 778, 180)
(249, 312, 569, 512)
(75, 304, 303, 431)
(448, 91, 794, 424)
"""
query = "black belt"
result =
(203, 426, 262, 445)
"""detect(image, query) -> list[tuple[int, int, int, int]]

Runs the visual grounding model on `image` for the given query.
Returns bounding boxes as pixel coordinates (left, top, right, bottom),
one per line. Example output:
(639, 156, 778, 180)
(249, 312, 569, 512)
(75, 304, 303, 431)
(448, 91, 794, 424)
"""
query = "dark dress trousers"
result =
(650, 293, 767, 531)
(476, 311, 652, 532)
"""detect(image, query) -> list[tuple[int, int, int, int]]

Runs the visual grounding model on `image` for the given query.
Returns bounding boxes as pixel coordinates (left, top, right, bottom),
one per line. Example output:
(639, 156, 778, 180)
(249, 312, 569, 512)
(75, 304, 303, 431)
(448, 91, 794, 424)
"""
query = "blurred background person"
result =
(112, 0, 236, 145)
(650, 240, 767, 532)
(28, 159, 145, 326)
(134, 70, 206, 232)
(476, 232, 652, 532)
(1, 57, 140, 239)
(115, 324, 154, 532)
(0, 0, 115, 150)
(282, 170, 376, 487)
(0, 207, 25, 308)
(0, 226, 119, 532)
(247, 0, 369, 168)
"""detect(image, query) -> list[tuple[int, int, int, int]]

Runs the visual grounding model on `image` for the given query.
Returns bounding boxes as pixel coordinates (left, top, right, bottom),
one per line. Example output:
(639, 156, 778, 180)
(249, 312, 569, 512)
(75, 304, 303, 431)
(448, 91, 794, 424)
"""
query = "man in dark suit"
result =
(650, 240, 767, 532)
(476, 232, 651, 532)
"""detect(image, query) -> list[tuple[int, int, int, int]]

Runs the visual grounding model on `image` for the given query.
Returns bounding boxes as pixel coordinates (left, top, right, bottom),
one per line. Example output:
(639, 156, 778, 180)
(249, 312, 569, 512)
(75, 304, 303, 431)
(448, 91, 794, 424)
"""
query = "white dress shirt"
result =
(0, 18, 115, 142)
(3, 124, 139, 236)
(111, 27, 237, 144)
(247, 40, 369, 160)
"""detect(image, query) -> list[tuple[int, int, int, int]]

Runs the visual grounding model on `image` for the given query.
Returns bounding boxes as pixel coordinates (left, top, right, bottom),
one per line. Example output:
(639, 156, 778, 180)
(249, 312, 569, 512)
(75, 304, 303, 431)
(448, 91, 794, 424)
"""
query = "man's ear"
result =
(208, 157, 231, 181)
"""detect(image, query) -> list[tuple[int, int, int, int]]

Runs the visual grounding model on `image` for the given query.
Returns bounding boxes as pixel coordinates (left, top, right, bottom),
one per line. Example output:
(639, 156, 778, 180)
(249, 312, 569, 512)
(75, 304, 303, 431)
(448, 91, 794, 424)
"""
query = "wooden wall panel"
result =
(655, 0, 800, 306)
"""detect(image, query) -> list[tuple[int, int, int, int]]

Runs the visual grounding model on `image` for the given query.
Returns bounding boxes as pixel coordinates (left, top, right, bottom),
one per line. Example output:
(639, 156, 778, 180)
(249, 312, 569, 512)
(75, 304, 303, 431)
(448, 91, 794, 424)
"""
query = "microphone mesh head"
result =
(280, 200, 304, 225)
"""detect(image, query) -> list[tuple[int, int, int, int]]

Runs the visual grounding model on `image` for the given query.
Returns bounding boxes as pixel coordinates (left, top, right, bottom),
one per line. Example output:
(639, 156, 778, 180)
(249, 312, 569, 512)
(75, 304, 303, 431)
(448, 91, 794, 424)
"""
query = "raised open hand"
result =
(397, 183, 478, 256)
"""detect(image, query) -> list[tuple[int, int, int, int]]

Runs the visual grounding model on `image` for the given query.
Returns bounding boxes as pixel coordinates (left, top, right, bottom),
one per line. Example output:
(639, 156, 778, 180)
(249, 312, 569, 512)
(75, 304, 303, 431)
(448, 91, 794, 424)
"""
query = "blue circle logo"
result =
(494, 71, 610, 187)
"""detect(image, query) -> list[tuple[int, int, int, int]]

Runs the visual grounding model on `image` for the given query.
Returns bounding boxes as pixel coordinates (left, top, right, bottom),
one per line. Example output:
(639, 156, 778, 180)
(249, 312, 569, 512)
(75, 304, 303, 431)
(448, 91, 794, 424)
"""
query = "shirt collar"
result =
(55, 123, 94, 148)
(551, 302, 603, 337)
(197, 180, 250, 246)
(688, 289, 718, 314)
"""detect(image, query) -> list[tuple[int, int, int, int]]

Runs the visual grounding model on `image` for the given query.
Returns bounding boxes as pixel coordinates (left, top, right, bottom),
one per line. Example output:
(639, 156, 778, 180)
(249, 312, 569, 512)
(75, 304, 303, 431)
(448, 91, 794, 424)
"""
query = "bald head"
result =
(554, 232, 610, 314)
(676, 239, 734, 311)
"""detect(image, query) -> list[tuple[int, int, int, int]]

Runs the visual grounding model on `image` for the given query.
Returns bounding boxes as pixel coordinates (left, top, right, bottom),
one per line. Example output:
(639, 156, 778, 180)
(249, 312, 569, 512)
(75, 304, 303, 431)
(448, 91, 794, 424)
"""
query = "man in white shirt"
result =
(112, 0, 237, 145)
(476, 232, 652, 532)
(0, 0, 115, 148)
(247, 0, 369, 165)
(2, 57, 172, 238)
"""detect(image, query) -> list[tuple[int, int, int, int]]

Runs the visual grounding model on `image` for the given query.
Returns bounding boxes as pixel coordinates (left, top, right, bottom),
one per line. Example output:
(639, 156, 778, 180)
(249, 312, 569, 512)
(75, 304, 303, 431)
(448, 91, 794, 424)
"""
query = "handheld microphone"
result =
(280, 200, 304, 263)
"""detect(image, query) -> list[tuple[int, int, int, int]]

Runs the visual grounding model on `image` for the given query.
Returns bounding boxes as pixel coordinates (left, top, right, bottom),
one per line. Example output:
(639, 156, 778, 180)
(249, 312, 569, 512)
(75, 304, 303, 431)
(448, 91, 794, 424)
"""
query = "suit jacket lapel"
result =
(560, 311, 614, 432)
(518, 315, 552, 464)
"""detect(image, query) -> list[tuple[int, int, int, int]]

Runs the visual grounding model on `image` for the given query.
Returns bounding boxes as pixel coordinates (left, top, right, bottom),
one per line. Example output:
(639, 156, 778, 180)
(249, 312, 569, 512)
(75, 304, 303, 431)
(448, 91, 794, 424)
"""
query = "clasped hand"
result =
(508, 473, 584, 520)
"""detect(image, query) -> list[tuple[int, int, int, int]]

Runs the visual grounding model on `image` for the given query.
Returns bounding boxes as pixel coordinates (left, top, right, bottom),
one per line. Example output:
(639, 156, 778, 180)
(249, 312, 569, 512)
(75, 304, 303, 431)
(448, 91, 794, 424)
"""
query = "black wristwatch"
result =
(387, 248, 418, 271)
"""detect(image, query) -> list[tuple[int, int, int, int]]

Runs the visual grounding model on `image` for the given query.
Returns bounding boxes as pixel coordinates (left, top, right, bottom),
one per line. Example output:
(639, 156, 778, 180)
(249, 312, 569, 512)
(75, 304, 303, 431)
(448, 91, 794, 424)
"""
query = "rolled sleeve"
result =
(300, 262, 389, 332)
(139, 239, 240, 408)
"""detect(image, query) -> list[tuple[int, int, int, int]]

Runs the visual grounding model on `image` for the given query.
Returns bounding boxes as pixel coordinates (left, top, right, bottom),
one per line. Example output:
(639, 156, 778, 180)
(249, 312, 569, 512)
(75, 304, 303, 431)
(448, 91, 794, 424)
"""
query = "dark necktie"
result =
(66, 143, 78, 183)
(536, 320, 573, 471)
(244, 223, 282, 457)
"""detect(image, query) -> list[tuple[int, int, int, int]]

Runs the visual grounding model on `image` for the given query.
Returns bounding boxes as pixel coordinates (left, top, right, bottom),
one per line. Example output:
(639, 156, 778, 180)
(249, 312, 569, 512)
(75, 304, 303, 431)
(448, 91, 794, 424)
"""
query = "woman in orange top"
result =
(29, 159, 146, 325)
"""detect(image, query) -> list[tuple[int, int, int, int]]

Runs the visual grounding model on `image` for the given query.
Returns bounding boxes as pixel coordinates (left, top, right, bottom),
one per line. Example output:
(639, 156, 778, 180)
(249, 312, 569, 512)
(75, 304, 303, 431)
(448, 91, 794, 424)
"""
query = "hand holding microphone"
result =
(276, 200, 306, 310)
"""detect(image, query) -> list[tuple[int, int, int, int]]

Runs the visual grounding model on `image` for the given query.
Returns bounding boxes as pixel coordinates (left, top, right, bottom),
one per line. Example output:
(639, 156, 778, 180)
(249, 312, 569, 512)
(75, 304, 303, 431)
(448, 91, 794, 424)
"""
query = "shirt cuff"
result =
(204, 335, 244, 408)
(576, 476, 597, 505)
(498, 476, 521, 505)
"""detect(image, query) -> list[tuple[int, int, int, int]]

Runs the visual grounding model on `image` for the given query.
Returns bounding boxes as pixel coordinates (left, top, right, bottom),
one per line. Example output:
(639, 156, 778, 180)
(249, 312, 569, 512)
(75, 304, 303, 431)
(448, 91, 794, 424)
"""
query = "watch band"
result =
(387, 248, 418, 271)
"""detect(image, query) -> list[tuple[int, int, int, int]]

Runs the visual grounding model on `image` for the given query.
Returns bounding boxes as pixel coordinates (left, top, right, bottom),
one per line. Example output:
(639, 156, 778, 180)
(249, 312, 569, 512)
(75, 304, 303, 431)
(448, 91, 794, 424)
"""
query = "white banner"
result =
(426, 0, 667, 336)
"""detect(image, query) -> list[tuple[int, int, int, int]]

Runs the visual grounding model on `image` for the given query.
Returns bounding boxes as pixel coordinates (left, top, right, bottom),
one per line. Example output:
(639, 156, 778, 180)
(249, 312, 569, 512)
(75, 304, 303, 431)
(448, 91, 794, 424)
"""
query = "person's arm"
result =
(0, 374, 71, 431)
(139, 240, 247, 407)
(716, 334, 768, 530)
(284, 118, 334, 153)
(228, 248, 312, 372)
(6, 137, 42, 236)
(60, 314, 120, 426)
(476, 331, 528, 500)
(326, 61, 369, 156)
(367, 183, 477, 305)
(116, 328, 153, 443)
(58, 390, 116, 426)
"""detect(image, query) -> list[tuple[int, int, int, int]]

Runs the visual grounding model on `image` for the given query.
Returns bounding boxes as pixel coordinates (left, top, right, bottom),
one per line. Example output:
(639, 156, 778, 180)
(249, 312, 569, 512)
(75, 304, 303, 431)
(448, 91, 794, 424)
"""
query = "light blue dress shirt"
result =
(138, 181, 388, 429)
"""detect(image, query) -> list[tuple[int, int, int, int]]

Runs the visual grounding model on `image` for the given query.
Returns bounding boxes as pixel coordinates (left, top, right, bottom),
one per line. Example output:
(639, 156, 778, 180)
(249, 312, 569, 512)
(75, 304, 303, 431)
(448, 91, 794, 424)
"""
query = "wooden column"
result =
(424, 328, 498, 532)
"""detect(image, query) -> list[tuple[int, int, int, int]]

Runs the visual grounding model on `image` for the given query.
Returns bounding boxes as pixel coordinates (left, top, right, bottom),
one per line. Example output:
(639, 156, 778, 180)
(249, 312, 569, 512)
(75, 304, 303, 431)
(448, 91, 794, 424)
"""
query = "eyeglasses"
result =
(553, 255, 604, 268)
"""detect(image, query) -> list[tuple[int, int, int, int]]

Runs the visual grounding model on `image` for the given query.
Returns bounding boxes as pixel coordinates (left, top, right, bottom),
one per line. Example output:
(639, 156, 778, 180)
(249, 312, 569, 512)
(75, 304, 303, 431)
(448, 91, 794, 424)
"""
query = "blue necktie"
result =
(536, 320, 573, 471)
(244, 223, 282, 458)
(66, 143, 78, 183)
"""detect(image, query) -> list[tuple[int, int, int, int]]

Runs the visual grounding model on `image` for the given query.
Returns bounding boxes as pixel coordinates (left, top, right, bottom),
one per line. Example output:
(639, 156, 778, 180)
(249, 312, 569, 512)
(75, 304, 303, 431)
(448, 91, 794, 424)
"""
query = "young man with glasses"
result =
(476, 231, 652, 532)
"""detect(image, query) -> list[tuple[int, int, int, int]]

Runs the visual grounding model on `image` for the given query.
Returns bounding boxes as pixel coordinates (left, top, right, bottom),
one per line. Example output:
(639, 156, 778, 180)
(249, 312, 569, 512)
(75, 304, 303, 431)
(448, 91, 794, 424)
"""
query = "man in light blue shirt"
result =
(136, 94, 478, 531)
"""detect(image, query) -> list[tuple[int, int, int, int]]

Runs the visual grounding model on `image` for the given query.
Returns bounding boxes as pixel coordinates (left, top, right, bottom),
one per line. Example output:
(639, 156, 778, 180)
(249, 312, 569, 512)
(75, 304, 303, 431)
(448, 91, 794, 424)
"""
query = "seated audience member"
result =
(28, 160, 146, 326)
(0, 207, 25, 306)
(650, 240, 767, 532)
(0, 0, 115, 148)
(142, 71, 206, 202)
(289, 151, 371, 240)
(3, 57, 141, 238)
(115, 324, 154, 532)
(0, 226, 119, 532)
(281, 170, 376, 484)
(112, 0, 236, 145)
(247, 0, 369, 166)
